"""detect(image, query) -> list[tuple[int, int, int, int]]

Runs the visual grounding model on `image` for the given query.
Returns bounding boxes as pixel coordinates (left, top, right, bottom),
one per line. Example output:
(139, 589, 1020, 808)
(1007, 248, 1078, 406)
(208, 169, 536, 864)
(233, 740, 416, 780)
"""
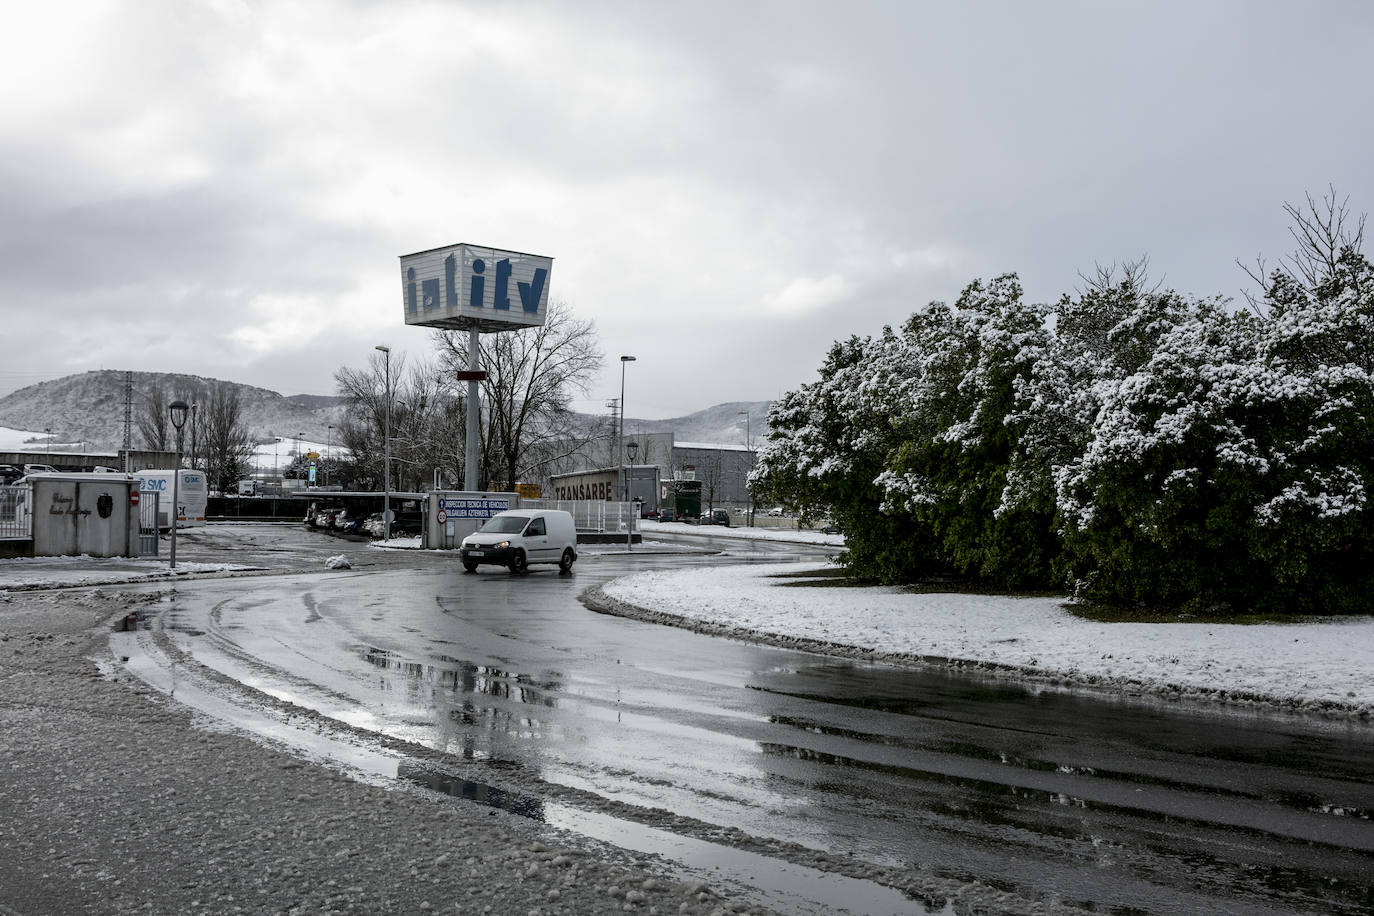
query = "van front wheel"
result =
(558, 548, 576, 574)
(508, 550, 527, 574)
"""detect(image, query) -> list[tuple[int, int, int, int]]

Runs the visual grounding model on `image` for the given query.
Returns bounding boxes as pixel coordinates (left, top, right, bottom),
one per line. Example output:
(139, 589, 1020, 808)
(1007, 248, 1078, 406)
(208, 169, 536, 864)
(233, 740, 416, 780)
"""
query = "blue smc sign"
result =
(400, 243, 553, 333)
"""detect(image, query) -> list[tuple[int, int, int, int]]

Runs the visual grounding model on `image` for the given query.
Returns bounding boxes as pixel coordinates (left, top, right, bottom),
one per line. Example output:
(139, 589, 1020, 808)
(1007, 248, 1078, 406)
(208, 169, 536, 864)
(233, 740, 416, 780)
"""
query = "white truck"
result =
(133, 469, 208, 531)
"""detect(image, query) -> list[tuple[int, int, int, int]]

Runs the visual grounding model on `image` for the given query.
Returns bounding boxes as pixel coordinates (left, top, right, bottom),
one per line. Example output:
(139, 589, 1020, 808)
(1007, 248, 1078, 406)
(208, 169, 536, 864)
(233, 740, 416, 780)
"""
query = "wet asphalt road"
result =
(137, 525, 1374, 914)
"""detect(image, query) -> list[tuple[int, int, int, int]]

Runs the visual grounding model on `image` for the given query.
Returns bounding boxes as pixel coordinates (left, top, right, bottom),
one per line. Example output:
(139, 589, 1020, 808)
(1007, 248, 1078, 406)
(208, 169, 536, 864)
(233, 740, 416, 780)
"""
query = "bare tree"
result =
(436, 299, 603, 491)
(1240, 184, 1368, 314)
(335, 354, 464, 492)
(137, 386, 169, 451)
(199, 382, 254, 492)
(695, 451, 725, 512)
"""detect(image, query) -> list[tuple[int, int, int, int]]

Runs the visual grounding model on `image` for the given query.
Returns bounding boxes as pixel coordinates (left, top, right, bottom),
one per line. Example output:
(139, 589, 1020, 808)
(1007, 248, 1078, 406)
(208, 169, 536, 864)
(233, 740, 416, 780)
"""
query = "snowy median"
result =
(595, 561, 1374, 717)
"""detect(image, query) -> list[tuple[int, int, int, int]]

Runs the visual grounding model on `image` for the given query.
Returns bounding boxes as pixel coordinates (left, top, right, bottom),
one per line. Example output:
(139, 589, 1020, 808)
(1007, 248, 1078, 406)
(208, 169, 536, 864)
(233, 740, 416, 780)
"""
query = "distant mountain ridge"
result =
(0, 371, 771, 452)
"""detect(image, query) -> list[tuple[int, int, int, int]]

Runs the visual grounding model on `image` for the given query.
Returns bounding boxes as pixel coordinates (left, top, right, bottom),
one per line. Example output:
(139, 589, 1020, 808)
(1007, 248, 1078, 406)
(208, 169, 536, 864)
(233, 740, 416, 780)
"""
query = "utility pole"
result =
(376, 346, 392, 540)
(738, 409, 753, 526)
(122, 371, 133, 472)
(619, 355, 636, 547)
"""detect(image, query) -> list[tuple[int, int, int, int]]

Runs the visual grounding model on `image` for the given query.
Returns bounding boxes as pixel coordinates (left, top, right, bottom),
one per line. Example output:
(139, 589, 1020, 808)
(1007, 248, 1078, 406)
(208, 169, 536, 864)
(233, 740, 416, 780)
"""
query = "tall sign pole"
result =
(466, 328, 480, 491)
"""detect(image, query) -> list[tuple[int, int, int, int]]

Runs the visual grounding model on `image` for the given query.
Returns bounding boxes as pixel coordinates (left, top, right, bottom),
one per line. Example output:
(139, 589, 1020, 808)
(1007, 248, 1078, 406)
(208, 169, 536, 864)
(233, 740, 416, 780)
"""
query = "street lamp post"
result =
(619, 355, 636, 546)
(738, 409, 752, 526)
(168, 400, 189, 570)
(376, 345, 392, 540)
(626, 440, 639, 551)
(326, 425, 333, 488)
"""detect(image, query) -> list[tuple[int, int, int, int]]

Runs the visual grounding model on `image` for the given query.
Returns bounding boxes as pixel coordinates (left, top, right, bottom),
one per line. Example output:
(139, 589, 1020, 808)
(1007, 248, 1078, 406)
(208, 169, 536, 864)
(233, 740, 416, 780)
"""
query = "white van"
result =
(459, 509, 578, 574)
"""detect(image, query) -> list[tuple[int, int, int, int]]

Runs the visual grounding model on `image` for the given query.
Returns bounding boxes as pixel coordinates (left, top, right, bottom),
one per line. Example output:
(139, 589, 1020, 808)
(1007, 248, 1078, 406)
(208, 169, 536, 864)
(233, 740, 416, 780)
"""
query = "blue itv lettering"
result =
(408, 254, 547, 316)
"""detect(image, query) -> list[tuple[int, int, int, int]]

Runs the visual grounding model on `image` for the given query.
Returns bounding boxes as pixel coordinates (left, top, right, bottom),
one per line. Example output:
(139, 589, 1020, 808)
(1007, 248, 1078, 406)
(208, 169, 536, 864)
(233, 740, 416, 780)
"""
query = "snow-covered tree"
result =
(756, 275, 1061, 587)
(1058, 242, 1374, 613)
(760, 192, 1374, 613)
(874, 275, 1058, 586)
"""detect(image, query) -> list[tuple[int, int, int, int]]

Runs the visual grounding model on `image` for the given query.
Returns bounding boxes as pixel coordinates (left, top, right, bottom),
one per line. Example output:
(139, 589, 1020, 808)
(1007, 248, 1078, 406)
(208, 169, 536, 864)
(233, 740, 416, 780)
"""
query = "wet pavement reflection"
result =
(142, 536, 1374, 915)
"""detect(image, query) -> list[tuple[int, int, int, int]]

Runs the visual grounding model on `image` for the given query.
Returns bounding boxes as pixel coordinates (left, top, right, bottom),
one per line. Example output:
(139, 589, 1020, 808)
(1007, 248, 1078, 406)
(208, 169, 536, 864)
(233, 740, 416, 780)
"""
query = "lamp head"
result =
(620, 355, 636, 363)
(169, 400, 190, 431)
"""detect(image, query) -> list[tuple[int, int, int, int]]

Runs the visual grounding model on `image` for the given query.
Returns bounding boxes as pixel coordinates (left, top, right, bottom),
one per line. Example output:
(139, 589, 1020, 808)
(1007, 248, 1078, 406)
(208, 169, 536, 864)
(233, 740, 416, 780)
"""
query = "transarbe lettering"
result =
(554, 482, 614, 501)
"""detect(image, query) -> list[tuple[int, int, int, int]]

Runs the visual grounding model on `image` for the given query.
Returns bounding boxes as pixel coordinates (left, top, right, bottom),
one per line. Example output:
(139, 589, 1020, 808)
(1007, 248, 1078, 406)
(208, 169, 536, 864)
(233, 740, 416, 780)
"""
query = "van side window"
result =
(526, 517, 546, 537)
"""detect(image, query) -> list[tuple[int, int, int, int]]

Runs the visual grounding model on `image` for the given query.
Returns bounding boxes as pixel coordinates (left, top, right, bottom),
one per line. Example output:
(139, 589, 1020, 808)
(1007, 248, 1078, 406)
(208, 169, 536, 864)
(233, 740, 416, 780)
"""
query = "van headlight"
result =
(494, 540, 510, 549)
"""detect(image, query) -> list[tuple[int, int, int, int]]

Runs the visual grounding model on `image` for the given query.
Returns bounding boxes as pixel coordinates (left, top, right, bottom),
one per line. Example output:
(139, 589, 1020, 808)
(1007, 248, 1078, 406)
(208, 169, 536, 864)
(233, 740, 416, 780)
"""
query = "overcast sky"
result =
(2, 1, 1372, 419)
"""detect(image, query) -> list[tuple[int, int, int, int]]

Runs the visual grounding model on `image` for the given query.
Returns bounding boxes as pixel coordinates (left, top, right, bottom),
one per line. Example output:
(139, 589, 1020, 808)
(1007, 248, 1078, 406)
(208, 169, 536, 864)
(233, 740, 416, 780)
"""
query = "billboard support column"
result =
(465, 328, 480, 491)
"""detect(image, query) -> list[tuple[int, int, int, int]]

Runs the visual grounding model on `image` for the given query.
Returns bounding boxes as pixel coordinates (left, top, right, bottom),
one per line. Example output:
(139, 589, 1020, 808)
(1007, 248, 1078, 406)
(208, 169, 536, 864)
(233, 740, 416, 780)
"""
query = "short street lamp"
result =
(168, 400, 190, 570)
(626, 440, 639, 550)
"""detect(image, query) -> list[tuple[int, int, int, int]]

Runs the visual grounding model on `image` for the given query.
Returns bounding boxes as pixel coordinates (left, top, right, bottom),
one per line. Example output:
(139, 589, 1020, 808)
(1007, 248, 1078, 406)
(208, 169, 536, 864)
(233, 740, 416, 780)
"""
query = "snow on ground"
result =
(601, 560, 1374, 716)
(0, 425, 75, 451)
(0, 555, 262, 590)
(370, 534, 425, 550)
(639, 518, 844, 546)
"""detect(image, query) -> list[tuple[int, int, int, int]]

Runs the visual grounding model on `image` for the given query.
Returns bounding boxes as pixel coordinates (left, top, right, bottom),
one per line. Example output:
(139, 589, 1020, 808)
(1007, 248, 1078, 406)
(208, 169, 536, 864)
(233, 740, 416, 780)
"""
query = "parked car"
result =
(0, 465, 21, 485)
(23, 464, 59, 475)
(821, 521, 843, 535)
(304, 504, 344, 529)
(459, 509, 578, 574)
(704, 509, 730, 526)
(658, 508, 677, 522)
(391, 510, 424, 536)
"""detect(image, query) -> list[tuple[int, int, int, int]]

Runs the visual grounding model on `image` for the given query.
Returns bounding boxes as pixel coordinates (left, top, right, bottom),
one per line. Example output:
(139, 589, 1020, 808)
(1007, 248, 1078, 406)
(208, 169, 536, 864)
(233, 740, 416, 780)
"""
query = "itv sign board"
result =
(399, 243, 553, 332)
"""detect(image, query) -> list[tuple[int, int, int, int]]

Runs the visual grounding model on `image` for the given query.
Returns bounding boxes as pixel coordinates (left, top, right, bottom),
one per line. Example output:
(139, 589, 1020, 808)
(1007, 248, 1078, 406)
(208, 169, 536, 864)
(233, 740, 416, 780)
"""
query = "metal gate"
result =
(0, 483, 30, 541)
(138, 492, 160, 557)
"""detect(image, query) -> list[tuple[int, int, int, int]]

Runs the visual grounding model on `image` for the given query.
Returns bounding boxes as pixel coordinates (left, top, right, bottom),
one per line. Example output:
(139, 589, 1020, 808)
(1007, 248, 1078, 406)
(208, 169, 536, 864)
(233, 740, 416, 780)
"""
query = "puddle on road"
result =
(541, 804, 944, 916)
(119, 626, 939, 916)
(400, 763, 546, 818)
(395, 762, 936, 915)
(359, 647, 563, 708)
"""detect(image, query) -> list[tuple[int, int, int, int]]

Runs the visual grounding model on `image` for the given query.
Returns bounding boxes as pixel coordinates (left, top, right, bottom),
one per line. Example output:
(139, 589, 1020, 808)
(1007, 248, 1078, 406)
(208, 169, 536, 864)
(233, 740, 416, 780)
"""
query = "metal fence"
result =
(0, 483, 30, 540)
(518, 499, 639, 533)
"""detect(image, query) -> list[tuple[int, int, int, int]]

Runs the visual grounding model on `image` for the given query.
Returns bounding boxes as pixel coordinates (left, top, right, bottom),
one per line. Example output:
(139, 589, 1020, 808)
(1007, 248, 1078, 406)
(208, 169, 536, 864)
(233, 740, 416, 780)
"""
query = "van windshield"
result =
(478, 514, 530, 534)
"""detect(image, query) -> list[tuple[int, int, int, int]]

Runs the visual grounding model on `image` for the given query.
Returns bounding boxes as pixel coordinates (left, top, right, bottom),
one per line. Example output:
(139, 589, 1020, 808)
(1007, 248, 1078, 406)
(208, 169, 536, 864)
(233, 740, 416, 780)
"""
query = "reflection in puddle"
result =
(399, 763, 545, 819)
(359, 647, 562, 707)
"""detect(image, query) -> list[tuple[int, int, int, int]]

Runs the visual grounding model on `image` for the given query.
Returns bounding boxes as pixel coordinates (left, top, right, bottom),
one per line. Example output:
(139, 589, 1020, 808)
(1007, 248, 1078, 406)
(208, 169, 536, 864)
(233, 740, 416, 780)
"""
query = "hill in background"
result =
(0, 371, 770, 452)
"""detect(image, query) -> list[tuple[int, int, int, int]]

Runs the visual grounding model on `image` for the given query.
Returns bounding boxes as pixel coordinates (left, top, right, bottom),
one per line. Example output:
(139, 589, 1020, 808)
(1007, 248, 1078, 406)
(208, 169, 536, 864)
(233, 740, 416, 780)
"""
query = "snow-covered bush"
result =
(1057, 248, 1374, 613)
(754, 275, 1062, 587)
(751, 332, 938, 581)
(875, 275, 1059, 587)
(757, 196, 1374, 613)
